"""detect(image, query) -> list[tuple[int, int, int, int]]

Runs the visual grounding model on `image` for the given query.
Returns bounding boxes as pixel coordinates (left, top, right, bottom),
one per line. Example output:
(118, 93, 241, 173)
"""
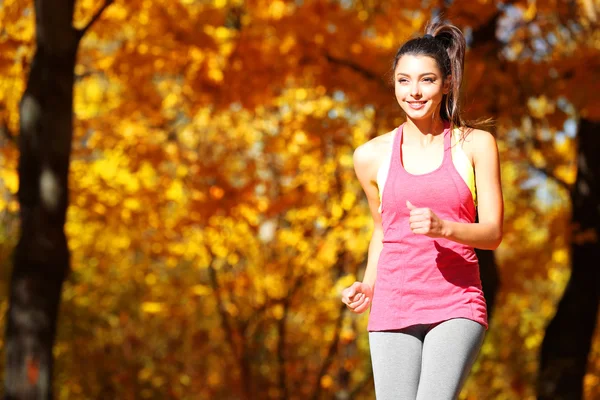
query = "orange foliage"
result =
(1, 0, 599, 399)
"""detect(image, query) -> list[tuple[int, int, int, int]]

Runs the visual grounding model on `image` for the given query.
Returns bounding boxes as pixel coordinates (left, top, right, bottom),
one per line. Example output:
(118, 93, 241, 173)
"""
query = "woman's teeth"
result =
(408, 101, 426, 109)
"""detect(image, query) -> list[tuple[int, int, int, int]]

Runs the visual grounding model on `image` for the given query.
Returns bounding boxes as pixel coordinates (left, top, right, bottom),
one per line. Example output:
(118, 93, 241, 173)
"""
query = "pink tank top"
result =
(367, 123, 488, 331)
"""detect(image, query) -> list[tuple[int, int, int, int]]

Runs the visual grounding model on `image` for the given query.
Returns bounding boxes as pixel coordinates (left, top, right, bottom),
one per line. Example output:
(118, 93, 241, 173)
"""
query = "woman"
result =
(341, 20, 503, 400)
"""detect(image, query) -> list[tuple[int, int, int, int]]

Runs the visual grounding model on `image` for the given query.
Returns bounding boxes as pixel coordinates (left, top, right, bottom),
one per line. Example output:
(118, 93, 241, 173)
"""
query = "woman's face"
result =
(394, 55, 449, 121)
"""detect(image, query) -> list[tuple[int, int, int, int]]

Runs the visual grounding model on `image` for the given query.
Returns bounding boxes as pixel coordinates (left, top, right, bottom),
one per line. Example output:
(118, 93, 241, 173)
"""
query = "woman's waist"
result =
(377, 256, 479, 271)
(376, 258, 482, 285)
(379, 242, 478, 268)
(381, 213, 475, 227)
(381, 237, 476, 251)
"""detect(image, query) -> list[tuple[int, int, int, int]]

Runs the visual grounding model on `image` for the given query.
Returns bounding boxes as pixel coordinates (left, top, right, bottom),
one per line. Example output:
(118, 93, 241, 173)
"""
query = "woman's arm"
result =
(407, 129, 504, 250)
(362, 226, 383, 289)
(353, 141, 385, 290)
(342, 142, 384, 313)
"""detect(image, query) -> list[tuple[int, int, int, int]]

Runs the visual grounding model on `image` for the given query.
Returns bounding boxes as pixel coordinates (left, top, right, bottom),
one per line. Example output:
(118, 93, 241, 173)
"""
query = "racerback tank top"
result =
(367, 123, 488, 331)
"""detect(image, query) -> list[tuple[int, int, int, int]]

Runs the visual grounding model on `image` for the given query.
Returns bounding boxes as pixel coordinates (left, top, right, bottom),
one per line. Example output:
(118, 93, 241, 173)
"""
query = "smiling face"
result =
(394, 55, 450, 121)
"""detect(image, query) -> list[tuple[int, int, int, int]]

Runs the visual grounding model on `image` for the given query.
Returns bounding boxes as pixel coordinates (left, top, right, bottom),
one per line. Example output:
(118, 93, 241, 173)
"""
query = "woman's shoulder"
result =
(455, 127, 497, 154)
(353, 129, 396, 165)
(353, 129, 397, 180)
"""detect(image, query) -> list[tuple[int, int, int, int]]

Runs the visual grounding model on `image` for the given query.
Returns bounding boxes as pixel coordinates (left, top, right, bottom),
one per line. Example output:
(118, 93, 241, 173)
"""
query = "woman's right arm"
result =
(341, 141, 385, 313)
(354, 142, 385, 290)
(362, 224, 383, 290)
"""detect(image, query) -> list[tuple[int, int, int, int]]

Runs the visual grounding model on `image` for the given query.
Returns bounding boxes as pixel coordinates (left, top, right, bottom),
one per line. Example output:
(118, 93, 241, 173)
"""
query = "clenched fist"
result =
(407, 200, 445, 238)
(341, 282, 373, 314)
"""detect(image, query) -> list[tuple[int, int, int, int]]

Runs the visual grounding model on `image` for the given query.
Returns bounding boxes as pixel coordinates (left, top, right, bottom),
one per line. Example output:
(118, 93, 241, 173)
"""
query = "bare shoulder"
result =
(353, 129, 396, 175)
(458, 128, 497, 159)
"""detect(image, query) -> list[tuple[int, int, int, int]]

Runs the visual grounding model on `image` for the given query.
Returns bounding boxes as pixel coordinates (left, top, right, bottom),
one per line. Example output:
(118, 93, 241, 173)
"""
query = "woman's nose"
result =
(411, 83, 421, 98)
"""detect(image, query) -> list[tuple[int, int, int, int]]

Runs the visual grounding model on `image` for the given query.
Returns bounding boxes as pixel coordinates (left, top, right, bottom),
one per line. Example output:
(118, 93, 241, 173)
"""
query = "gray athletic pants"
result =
(368, 318, 485, 400)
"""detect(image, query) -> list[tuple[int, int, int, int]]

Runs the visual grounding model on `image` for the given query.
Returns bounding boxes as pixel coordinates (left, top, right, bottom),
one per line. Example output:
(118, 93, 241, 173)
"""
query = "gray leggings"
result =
(369, 318, 485, 400)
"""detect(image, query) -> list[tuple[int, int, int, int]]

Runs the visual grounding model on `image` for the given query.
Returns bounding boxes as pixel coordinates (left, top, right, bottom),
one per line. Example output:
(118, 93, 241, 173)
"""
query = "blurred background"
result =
(0, 0, 599, 399)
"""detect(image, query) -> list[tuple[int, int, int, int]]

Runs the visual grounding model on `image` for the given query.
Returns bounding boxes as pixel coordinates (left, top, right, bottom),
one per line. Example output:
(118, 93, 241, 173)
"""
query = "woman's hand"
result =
(406, 200, 446, 238)
(341, 282, 373, 314)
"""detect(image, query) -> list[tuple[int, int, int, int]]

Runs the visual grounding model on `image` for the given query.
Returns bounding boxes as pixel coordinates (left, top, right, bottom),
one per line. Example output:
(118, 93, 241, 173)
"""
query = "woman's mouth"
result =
(407, 101, 427, 110)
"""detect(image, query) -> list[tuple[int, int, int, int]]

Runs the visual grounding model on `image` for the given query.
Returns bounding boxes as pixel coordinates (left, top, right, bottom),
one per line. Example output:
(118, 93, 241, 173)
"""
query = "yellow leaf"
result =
(331, 204, 343, 219)
(268, 1, 287, 19)
(145, 273, 157, 285)
(552, 248, 569, 264)
(166, 180, 184, 201)
(272, 304, 284, 320)
(341, 192, 356, 210)
(523, 2, 537, 22)
(191, 284, 211, 296)
(123, 198, 141, 211)
(141, 302, 164, 314)
(180, 375, 191, 386)
(340, 329, 356, 342)
(0, 170, 18, 194)
(320, 375, 333, 389)
(138, 367, 152, 381)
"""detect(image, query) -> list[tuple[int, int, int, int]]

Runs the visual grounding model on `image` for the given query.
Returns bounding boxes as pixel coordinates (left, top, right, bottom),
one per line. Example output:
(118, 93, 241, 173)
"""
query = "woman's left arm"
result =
(407, 129, 504, 250)
(443, 129, 503, 249)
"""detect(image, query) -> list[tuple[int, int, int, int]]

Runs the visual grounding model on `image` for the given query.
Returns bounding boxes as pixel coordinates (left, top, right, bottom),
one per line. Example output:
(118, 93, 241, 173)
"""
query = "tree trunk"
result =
(4, 1, 109, 398)
(537, 119, 600, 400)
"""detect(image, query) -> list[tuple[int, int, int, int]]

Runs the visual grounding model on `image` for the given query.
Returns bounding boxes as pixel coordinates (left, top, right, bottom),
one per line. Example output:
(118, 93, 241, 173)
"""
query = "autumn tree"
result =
(537, 118, 600, 399)
(3, 0, 111, 398)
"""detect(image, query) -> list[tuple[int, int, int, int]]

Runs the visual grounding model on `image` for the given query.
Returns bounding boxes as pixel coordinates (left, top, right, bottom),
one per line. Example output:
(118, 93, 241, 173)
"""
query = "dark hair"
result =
(392, 20, 467, 128)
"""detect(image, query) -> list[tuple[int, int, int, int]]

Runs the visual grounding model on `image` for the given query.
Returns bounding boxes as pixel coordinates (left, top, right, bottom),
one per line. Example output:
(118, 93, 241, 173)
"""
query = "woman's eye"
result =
(423, 78, 434, 82)
(398, 79, 409, 84)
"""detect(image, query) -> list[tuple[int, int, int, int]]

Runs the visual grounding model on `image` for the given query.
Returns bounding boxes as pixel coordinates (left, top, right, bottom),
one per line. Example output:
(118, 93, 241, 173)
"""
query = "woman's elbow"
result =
(487, 228, 503, 250)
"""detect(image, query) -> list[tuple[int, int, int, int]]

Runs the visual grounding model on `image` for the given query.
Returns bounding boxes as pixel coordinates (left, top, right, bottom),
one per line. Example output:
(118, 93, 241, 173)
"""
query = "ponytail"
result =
(424, 20, 466, 128)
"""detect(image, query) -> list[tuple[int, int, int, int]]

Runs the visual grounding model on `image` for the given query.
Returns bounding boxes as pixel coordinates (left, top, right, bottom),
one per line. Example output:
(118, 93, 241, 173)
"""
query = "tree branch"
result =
(76, 0, 113, 39)
(311, 302, 347, 400)
(208, 258, 239, 359)
(324, 53, 387, 88)
(276, 278, 304, 400)
(75, 70, 103, 81)
(348, 371, 374, 398)
(530, 164, 571, 192)
(207, 254, 251, 399)
(468, 0, 519, 49)
(311, 251, 349, 400)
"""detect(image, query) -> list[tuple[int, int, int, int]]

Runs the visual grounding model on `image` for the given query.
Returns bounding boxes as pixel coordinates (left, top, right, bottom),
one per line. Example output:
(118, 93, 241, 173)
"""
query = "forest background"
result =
(0, 0, 599, 399)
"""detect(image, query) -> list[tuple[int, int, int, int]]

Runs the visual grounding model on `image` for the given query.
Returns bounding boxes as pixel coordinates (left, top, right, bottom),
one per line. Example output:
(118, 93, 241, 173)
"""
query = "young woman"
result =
(341, 20, 503, 400)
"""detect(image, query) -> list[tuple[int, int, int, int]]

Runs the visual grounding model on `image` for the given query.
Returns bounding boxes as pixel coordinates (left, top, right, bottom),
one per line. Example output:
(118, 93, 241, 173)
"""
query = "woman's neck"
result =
(404, 117, 447, 145)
